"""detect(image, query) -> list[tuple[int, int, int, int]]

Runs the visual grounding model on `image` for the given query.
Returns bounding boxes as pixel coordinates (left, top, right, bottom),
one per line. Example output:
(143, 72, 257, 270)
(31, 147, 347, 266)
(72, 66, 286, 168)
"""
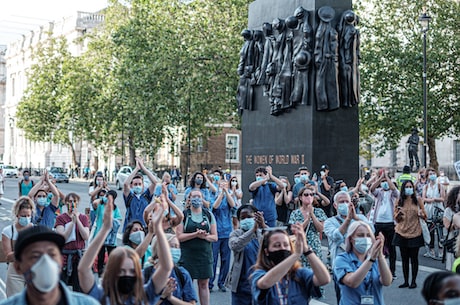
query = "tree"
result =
(357, 0, 460, 170)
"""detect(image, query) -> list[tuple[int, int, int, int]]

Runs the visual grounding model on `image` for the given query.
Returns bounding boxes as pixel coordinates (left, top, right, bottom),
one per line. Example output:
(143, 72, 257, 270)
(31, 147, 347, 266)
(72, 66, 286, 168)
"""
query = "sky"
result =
(0, 0, 108, 45)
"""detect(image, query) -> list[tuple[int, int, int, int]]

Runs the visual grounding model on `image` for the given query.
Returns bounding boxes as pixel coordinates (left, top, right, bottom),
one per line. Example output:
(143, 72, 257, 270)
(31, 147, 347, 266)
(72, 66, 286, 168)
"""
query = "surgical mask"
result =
(213, 175, 220, 181)
(118, 276, 137, 295)
(25, 254, 60, 293)
(443, 298, 460, 305)
(380, 181, 389, 190)
(340, 186, 348, 192)
(337, 203, 349, 216)
(300, 174, 309, 183)
(170, 248, 181, 264)
(36, 197, 48, 207)
(294, 177, 301, 184)
(361, 184, 368, 193)
(256, 176, 264, 181)
(191, 197, 203, 208)
(282, 182, 287, 188)
(18, 216, 31, 227)
(429, 174, 437, 181)
(231, 181, 237, 187)
(24, 175, 30, 181)
(195, 178, 203, 185)
(101, 196, 108, 204)
(267, 249, 291, 265)
(132, 186, 143, 194)
(405, 188, 414, 196)
(129, 230, 145, 245)
(353, 237, 372, 254)
(47, 193, 53, 200)
(240, 218, 255, 231)
(96, 181, 101, 186)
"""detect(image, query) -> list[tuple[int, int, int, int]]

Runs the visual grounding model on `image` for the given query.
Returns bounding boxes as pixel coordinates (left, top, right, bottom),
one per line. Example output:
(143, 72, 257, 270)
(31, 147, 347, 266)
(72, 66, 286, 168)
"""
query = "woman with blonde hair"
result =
(251, 223, 330, 304)
(78, 193, 173, 304)
(334, 221, 392, 305)
(2, 196, 35, 296)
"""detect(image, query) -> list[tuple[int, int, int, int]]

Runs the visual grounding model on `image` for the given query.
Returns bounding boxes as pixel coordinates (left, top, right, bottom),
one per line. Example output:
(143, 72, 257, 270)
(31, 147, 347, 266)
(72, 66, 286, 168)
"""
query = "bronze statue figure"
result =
(337, 10, 360, 107)
(314, 6, 340, 111)
(269, 18, 287, 115)
(259, 22, 275, 96)
(236, 29, 255, 114)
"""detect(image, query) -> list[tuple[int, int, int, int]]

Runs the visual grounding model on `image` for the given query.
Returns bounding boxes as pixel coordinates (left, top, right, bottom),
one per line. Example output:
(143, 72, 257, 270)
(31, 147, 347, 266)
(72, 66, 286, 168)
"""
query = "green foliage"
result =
(356, 0, 460, 165)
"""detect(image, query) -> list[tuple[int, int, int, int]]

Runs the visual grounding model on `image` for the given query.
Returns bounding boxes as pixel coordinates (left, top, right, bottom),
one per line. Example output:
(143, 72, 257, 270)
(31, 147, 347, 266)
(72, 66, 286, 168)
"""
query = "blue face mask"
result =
(429, 174, 437, 181)
(190, 197, 203, 208)
(170, 248, 181, 264)
(129, 230, 145, 245)
(195, 178, 203, 185)
(337, 203, 349, 216)
(101, 196, 108, 204)
(256, 176, 264, 181)
(132, 186, 143, 194)
(18, 216, 31, 227)
(36, 197, 48, 207)
(213, 175, 220, 182)
(294, 177, 301, 184)
(354, 237, 372, 254)
(381, 181, 389, 190)
(340, 186, 348, 192)
(405, 188, 414, 196)
(300, 174, 309, 183)
(240, 218, 255, 231)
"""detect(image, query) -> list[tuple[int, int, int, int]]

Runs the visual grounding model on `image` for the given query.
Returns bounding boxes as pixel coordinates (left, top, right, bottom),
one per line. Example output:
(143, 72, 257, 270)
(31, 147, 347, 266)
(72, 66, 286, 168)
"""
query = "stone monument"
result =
(240, 0, 359, 201)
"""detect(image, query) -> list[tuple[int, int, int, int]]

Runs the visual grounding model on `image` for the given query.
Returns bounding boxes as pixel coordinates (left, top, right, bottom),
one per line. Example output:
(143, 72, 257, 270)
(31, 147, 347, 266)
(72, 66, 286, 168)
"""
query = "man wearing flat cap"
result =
(0, 225, 98, 305)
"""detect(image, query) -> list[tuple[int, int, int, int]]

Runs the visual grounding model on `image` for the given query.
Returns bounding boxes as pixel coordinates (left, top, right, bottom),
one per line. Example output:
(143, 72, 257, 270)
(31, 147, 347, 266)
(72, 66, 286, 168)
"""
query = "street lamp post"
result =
(419, 7, 431, 168)
(226, 138, 234, 172)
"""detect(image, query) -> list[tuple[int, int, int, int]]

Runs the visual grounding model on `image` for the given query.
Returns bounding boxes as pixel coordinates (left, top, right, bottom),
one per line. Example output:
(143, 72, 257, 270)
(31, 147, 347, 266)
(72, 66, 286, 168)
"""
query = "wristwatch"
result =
(303, 248, 314, 257)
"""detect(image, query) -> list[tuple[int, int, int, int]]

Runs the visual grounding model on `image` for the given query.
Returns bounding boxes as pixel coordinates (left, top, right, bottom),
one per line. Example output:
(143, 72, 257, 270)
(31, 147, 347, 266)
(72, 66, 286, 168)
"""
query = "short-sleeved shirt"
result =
(211, 195, 233, 238)
(33, 205, 59, 228)
(1, 225, 18, 241)
(251, 268, 320, 305)
(154, 184, 178, 202)
(334, 252, 385, 305)
(123, 189, 153, 230)
(55, 213, 90, 250)
(184, 187, 211, 203)
(88, 277, 159, 304)
(250, 182, 278, 226)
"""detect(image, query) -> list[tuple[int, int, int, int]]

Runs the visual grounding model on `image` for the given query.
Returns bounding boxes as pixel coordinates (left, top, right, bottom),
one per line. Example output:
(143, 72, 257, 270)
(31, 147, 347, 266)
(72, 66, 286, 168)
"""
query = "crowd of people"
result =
(0, 159, 460, 305)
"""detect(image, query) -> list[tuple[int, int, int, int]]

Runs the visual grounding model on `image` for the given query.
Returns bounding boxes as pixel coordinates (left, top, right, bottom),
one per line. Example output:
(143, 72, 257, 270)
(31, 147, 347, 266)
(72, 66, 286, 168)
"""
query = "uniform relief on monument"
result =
(236, 6, 360, 116)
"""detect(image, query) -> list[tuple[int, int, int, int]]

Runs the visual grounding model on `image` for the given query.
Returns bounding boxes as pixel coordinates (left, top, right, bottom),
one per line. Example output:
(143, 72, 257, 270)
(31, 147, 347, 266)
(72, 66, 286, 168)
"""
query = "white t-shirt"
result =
(375, 191, 394, 223)
(1, 225, 17, 241)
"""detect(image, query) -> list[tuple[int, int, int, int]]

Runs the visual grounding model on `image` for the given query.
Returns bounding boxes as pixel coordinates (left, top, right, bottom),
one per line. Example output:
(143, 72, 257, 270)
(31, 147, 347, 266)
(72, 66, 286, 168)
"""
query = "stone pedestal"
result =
(241, 0, 359, 202)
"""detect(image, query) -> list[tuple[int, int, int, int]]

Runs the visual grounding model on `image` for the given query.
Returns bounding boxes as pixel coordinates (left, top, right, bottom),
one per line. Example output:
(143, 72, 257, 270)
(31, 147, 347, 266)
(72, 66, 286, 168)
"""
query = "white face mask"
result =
(129, 230, 145, 245)
(26, 254, 60, 293)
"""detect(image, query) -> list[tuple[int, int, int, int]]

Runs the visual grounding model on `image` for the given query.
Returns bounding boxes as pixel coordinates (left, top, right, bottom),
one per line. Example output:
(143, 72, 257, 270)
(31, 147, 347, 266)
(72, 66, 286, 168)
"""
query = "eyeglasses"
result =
(302, 193, 314, 197)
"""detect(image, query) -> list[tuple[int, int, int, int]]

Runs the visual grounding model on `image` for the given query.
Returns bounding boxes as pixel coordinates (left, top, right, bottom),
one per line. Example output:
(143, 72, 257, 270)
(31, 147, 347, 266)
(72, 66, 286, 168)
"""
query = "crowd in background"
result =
(1, 159, 460, 305)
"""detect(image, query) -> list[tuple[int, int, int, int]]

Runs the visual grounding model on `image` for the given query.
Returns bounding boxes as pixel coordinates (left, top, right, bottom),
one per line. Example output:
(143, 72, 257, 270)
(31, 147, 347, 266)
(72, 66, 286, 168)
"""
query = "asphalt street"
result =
(0, 177, 447, 304)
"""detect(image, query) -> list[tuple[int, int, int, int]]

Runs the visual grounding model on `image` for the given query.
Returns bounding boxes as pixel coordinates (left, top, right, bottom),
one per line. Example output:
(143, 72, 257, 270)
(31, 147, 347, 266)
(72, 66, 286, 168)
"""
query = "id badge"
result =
(361, 295, 374, 305)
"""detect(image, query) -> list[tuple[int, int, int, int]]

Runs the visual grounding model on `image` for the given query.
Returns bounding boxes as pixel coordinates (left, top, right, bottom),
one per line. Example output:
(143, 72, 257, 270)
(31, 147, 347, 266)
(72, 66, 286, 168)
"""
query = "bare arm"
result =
(137, 157, 159, 195)
(123, 162, 140, 197)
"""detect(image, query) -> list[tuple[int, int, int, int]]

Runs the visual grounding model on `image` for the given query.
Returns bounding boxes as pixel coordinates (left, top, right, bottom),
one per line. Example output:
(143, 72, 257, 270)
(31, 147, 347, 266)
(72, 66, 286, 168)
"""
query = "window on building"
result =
(225, 134, 239, 163)
(196, 137, 203, 152)
(455, 140, 460, 162)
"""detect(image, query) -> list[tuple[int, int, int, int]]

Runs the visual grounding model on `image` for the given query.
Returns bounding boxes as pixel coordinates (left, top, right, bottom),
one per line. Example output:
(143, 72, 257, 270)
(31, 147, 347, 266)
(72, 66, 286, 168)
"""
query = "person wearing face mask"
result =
(422, 271, 460, 305)
(229, 176, 243, 230)
(416, 168, 429, 197)
(289, 186, 327, 269)
(227, 205, 266, 305)
(0, 225, 99, 305)
(2, 197, 35, 297)
(54, 193, 90, 292)
(88, 171, 109, 225)
(176, 190, 218, 305)
(392, 180, 426, 289)
(251, 224, 330, 305)
(442, 186, 460, 271)
(122, 219, 154, 269)
(292, 166, 311, 201)
(318, 164, 335, 217)
(324, 190, 374, 304)
(275, 176, 294, 226)
(249, 165, 285, 227)
(334, 221, 392, 305)
(369, 169, 399, 279)
(78, 194, 173, 305)
(184, 171, 212, 209)
(18, 169, 34, 197)
(208, 171, 235, 292)
(143, 233, 198, 305)
(28, 171, 60, 228)
(422, 168, 446, 257)
(123, 157, 158, 231)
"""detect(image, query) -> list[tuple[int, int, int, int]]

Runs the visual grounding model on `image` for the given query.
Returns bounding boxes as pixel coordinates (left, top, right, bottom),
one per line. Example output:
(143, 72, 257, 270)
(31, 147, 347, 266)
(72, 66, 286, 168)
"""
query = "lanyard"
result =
(275, 278, 289, 305)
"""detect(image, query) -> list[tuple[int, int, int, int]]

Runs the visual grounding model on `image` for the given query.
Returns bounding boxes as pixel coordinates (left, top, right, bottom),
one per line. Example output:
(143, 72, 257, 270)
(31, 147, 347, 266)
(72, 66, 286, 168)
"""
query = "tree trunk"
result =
(427, 135, 439, 171)
(128, 135, 136, 167)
